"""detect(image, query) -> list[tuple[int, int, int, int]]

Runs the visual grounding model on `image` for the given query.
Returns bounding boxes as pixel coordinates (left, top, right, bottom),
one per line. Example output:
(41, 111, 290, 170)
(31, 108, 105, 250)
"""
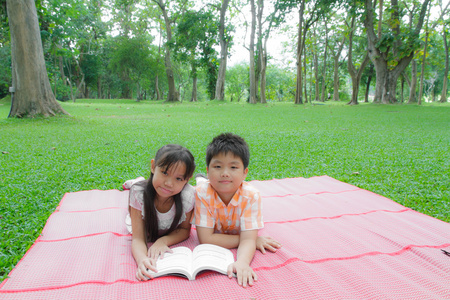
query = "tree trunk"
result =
(400, 75, 404, 103)
(249, 0, 257, 104)
(295, 1, 306, 104)
(418, 6, 430, 105)
(154, 0, 177, 102)
(440, 26, 449, 103)
(154, 75, 161, 100)
(314, 41, 319, 101)
(304, 48, 308, 103)
(258, 0, 268, 104)
(320, 20, 329, 102)
(364, 67, 372, 103)
(364, 0, 430, 104)
(191, 64, 197, 102)
(331, 35, 345, 101)
(255, 0, 263, 102)
(7, 0, 68, 118)
(97, 76, 102, 99)
(260, 48, 267, 104)
(58, 53, 66, 86)
(408, 60, 417, 103)
(417, 31, 428, 105)
(347, 15, 370, 105)
(309, 50, 314, 102)
(214, 0, 230, 101)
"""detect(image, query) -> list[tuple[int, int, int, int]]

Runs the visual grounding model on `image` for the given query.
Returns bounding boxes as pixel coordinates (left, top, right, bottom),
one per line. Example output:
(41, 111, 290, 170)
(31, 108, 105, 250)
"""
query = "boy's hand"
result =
(227, 261, 257, 288)
(256, 236, 282, 254)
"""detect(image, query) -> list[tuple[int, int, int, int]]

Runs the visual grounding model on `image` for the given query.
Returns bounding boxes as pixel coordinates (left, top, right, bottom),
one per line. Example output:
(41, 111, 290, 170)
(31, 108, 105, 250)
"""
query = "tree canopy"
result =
(1, 0, 448, 113)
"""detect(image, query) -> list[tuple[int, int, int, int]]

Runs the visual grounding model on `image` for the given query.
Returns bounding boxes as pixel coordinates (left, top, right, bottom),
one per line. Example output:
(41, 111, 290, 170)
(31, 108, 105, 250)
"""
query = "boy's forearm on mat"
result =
(197, 227, 240, 249)
(236, 230, 257, 265)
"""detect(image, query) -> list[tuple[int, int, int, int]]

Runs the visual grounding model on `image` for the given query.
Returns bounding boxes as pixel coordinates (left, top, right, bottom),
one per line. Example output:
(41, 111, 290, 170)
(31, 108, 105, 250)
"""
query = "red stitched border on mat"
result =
(1, 243, 449, 294)
(36, 209, 412, 243)
(59, 207, 127, 213)
(264, 208, 412, 224)
(39, 231, 131, 243)
(260, 188, 361, 198)
(253, 243, 450, 270)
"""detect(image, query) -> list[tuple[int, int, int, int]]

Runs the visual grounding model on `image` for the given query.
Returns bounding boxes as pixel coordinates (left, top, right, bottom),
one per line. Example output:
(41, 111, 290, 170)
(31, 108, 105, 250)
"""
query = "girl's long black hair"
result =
(141, 144, 195, 243)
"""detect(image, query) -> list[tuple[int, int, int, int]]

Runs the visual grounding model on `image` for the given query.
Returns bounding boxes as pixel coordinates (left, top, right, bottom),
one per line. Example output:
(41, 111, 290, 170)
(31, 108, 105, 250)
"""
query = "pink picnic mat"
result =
(1, 176, 450, 299)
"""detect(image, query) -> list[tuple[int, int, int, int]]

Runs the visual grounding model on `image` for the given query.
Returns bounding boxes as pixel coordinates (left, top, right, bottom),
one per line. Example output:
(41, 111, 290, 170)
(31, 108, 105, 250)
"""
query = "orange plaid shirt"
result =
(192, 181, 264, 234)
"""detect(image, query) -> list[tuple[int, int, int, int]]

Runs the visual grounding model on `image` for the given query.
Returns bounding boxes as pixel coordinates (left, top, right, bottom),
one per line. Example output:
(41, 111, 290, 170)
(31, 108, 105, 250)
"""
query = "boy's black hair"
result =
(134, 144, 195, 243)
(206, 133, 250, 169)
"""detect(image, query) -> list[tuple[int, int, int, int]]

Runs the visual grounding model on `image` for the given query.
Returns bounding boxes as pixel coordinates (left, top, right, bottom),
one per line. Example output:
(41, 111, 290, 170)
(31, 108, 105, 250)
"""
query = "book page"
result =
(191, 244, 235, 278)
(148, 246, 193, 278)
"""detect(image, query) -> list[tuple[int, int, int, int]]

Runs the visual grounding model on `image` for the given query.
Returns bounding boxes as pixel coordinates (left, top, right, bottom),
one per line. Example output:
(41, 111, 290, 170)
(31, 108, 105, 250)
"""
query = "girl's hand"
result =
(148, 239, 173, 261)
(256, 236, 282, 254)
(136, 257, 157, 281)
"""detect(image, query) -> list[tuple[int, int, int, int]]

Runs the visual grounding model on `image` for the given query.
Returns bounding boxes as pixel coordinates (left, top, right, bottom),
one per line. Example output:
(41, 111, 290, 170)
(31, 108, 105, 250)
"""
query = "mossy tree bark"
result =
(7, 0, 68, 118)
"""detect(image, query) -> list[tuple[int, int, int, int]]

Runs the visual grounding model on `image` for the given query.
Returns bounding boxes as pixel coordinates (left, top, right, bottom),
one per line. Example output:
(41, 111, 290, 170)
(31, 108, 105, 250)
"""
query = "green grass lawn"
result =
(0, 98, 449, 282)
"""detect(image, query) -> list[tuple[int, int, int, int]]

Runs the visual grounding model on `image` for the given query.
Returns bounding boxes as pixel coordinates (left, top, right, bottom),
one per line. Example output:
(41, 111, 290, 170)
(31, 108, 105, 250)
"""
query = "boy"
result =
(192, 133, 281, 287)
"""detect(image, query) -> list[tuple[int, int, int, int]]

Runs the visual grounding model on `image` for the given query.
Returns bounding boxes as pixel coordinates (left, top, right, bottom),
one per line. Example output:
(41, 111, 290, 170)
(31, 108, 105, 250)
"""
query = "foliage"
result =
(0, 40, 10, 98)
(108, 35, 162, 99)
(172, 9, 220, 100)
(226, 62, 249, 102)
(0, 0, 449, 105)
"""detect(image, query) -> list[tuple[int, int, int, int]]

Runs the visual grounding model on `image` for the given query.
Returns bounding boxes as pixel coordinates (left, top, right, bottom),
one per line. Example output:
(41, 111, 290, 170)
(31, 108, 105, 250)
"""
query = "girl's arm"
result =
(130, 206, 156, 281)
(148, 209, 194, 260)
(196, 226, 281, 252)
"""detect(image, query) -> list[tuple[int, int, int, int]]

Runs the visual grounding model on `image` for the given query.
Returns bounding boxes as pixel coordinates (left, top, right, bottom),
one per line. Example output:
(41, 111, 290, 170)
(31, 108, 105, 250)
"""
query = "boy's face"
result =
(207, 152, 248, 203)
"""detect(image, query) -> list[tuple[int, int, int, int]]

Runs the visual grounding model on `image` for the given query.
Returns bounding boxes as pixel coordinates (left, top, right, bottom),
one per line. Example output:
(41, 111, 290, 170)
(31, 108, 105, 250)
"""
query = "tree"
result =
(404, 2, 419, 104)
(109, 36, 155, 101)
(437, 1, 450, 103)
(0, 22, 11, 99)
(363, 0, 431, 103)
(278, 0, 338, 104)
(214, 0, 233, 101)
(347, 9, 370, 105)
(417, 4, 431, 105)
(256, 0, 283, 104)
(319, 18, 329, 102)
(440, 24, 449, 103)
(327, 16, 346, 102)
(152, 0, 181, 102)
(6, 0, 68, 117)
(226, 62, 248, 102)
(173, 9, 220, 101)
(248, 0, 258, 104)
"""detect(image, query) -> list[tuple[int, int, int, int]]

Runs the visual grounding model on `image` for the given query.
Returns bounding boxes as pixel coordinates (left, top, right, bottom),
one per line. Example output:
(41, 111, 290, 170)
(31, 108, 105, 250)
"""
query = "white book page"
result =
(191, 244, 234, 277)
(150, 246, 193, 277)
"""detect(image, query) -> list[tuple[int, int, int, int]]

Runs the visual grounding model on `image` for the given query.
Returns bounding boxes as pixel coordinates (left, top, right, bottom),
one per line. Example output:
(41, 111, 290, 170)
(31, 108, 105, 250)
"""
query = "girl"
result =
(126, 144, 196, 281)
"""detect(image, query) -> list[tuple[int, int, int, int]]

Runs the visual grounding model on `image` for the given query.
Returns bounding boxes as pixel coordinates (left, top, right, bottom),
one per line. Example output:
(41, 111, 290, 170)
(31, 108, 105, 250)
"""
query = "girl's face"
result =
(151, 160, 188, 202)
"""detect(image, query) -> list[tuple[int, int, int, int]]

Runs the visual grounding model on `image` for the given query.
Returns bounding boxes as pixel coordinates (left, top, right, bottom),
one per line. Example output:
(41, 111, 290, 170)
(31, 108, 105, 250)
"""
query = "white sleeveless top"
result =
(126, 183, 195, 236)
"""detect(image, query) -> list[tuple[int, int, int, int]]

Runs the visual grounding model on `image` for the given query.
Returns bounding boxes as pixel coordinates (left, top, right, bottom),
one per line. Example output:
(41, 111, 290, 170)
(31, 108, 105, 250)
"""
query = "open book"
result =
(147, 244, 235, 280)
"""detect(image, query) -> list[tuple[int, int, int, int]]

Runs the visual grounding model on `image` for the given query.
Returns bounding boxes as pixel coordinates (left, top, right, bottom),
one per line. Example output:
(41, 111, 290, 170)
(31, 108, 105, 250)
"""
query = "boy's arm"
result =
(194, 186, 241, 248)
(197, 226, 282, 253)
(196, 226, 240, 249)
(227, 229, 258, 287)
